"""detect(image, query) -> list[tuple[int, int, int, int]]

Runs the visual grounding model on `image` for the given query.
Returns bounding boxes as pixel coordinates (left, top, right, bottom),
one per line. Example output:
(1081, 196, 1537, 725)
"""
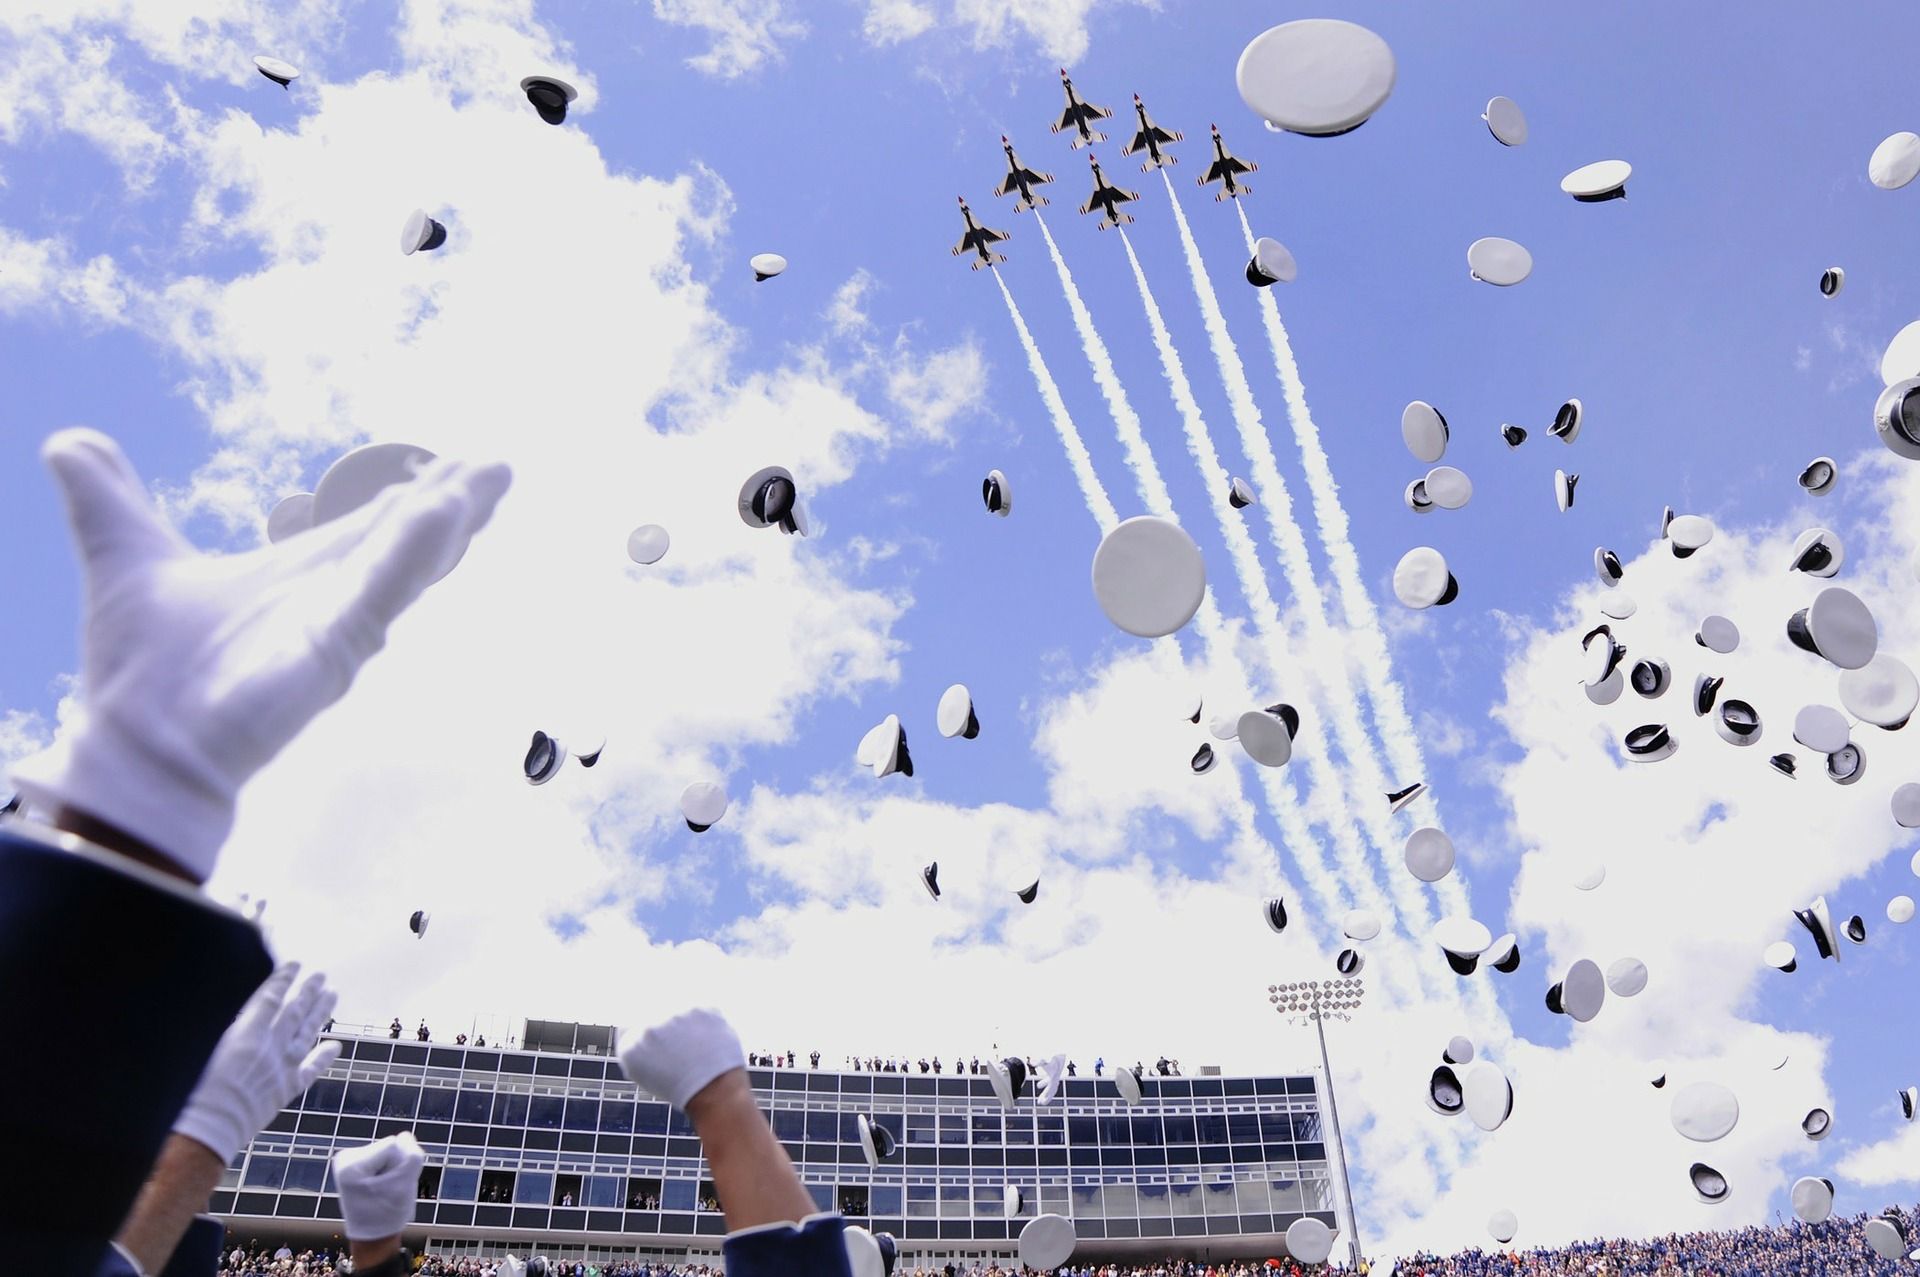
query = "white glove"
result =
(174, 962, 342, 1163)
(333, 1131, 425, 1241)
(615, 1007, 745, 1109)
(497, 1258, 527, 1277)
(10, 429, 511, 882)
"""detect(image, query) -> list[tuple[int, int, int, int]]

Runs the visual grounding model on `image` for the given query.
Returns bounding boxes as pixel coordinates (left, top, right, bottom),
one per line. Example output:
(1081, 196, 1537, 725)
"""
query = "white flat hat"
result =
(1763, 940, 1797, 972)
(1388, 780, 1428, 812)
(1236, 19, 1395, 136)
(1404, 827, 1456, 882)
(1003, 1183, 1024, 1216)
(1462, 1060, 1514, 1131)
(1889, 894, 1915, 924)
(937, 684, 979, 739)
(1561, 159, 1632, 201)
(1671, 1081, 1740, 1142)
(1487, 933, 1520, 973)
(1820, 267, 1845, 297)
(1696, 615, 1739, 654)
(1444, 1035, 1475, 1065)
(1790, 1177, 1835, 1224)
(1283, 1216, 1335, 1264)
(738, 465, 804, 533)
(409, 909, 430, 939)
(1787, 587, 1877, 669)
(1716, 699, 1763, 746)
(1904, 1087, 1919, 1121)
(1393, 546, 1456, 609)
(1433, 916, 1492, 976)
(1402, 401, 1450, 463)
(1595, 547, 1624, 586)
(983, 468, 1012, 516)
(1827, 741, 1867, 786)
(750, 253, 788, 281)
(1788, 528, 1844, 577)
(1553, 469, 1577, 512)
(1839, 654, 1918, 728)
(1112, 1065, 1143, 1105)
(855, 714, 911, 778)
(519, 75, 578, 124)
(1572, 863, 1607, 891)
(1209, 714, 1241, 741)
(1228, 476, 1258, 508)
(680, 780, 728, 832)
(1246, 237, 1298, 285)
(1562, 958, 1606, 1022)
(1341, 909, 1381, 942)
(1599, 592, 1636, 620)
(266, 491, 315, 544)
(1894, 784, 1920, 828)
(1802, 1108, 1832, 1140)
(312, 442, 439, 526)
(1866, 1216, 1909, 1261)
(987, 1057, 1028, 1108)
(1875, 377, 1920, 458)
(1335, 947, 1364, 976)
(1622, 723, 1678, 762)
(857, 1113, 896, 1168)
(1091, 516, 1207, 638)
(1794, 895, 1840, 961)
(253, 55, 300, 86)
(1869, 131, 1920, 190)
(1483, 96, 1526, 146)
(1487, 1209, 1519, 1244)
(1880, 322, 1920, 387)
(1793, 705, 1851, 755)
(1468, 237, 1532, 286)
(1694, 674, 1724, 717)
(1689, 1163, 1730, 1204)
(1425, 465, 1472, 509)
(1585, 667, 1625, 705)
(1405, 478, 1436, 514)
(1606, 957, 1648, 997)
(1017, 1214, 1076, 1270)
(400, 209, 447, 255)
(1629, 659, 1670, 699)
(843, 1227, 896, 1277)
(1582, 625, 1619, 681)
(1427, 1064, 1464, 1116)
(1238, 708, 1294, 767)
(1264, 898, 1289, 933)
(1798, 456, 1837, 495)
(1668, 514, 1715, 556)
(626, 524, 670, 565)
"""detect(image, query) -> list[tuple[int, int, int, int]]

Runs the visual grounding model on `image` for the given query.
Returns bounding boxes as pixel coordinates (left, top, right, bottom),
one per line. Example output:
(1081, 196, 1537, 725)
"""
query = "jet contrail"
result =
(992, 268, 1119, 533)
(1233, 201, 1477, 927)
(1159, 170, 1450, 968)
(1107, 225, 1430, 1008)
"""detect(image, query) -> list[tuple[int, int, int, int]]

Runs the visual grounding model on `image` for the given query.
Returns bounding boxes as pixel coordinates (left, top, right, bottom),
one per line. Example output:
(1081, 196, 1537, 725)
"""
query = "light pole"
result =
(1269, 978, 1366, 1271)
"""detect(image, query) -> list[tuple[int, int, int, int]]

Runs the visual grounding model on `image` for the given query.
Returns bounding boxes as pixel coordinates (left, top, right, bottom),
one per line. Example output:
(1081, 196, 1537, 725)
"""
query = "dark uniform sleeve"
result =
(0, 827, 271, 1271)
(722, 1212, 854, 1277)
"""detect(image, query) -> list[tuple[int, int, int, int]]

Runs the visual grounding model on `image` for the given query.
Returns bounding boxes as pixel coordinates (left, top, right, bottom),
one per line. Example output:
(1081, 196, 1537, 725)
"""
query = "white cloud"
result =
(862, 0, 1149, 62)
(860, 0, 936, 46)
(1839, 1115, 1920, 1189)
(825, 270, 874, 335)
(0, 709, 53, 775)
(649, 0, 805, 78)
(0, 227, 140, 324)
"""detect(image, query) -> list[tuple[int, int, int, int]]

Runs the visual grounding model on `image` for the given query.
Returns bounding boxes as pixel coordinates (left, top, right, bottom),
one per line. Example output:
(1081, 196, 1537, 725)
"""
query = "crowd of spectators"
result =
(213, 1250, 724, 1275)
(732, 1053, 1190, 1079)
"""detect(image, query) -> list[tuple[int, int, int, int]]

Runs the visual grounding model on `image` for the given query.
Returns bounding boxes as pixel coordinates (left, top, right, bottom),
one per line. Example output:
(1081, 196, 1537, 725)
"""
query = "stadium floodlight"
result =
(1267, 974, 1367, 1270)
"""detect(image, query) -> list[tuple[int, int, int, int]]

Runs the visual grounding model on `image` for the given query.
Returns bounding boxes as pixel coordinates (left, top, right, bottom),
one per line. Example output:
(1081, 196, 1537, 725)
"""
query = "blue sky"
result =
(6, 0, 1920, 1257)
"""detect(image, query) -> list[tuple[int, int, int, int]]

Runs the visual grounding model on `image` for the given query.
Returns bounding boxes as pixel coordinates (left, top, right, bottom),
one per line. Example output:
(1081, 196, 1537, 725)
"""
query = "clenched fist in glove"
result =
(334, 1131, 425, 1242)
(9, 429, 510, 881)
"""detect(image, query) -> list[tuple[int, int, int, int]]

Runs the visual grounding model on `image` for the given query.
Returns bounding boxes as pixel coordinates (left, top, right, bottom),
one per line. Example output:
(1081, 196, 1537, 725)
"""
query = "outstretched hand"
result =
(9, 429, 510, 882)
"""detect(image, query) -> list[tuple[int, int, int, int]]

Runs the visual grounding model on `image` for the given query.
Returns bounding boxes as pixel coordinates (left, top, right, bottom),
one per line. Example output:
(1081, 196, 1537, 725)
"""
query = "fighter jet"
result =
(1050, 70, 1112, 150)
(994, 136, 1054, 212)
(951, 197, 1010, 270)
(1197, 124, 1257, 201)
(1121, 93, 1183, 171)
(1078, 154, 1138, 230)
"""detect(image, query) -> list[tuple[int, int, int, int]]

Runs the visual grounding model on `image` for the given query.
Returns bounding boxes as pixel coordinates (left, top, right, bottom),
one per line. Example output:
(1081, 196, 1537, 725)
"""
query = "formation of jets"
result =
(954, 71, 1255, 267)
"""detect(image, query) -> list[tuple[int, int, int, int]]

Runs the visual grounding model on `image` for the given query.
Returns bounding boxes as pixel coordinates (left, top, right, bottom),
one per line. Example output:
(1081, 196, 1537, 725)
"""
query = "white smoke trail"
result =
(1159, 170, 1453, 983)
(1102, 225, 1430, 1008)
(992, 268, 1119, 533)
(1233, 202, 1477, 928)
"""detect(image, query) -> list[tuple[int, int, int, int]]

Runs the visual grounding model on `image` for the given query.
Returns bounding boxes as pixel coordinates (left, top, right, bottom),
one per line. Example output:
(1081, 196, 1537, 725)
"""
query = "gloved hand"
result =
(615, 1007, 745, 1109)
(333, 1131, 425, 1241)
(9, 429, 511, 882)
(173, 962, 341, 1163)
(497, 1257, 527, 1277)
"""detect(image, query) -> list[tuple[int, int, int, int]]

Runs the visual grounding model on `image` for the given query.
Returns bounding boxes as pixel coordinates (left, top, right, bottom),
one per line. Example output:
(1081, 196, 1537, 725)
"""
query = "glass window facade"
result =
(230, 1040, 1337, 1263)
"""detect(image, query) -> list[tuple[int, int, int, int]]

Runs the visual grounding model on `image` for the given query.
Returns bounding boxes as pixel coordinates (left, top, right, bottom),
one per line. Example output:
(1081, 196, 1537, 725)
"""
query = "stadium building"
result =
(215, 1020, 1342, 1268)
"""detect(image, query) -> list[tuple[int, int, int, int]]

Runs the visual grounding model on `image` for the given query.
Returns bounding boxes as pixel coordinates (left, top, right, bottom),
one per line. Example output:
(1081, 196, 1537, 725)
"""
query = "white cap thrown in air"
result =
(1404, 827, 1456, 883)
(1865, 1216, 1909, 1261)
(1690, 1163, 1730, 1204)
(1554, 469, 1577, 512)
(1606, 957, 1648, 997)
(1112, 1064, 1144, 1105)
(1393, 547, 1456, 609)
(1839, 654, 1918, 728)
(983, 469, 1012, 516)
(680, 781, 729, 832)
(1821, 267, 1845, 298)
(1787, 587, 1878, 669)
(1799, 457, 1838, 495)
(1667, 514, 1714, 557)
(519, 76, 579, 124)
(1283, 1217, 1335, 1265)
(253, 55, 300, 86)
(1235, 19, 1395, 136)
(1791, 1177, 1835, 1224)
(1763, 940, 1797, 973)
(1869, 132, 1920, 190)
(1017, 1215, 1077, 1270)
(1561, 159, 1632, 201)
(1793, 705, 1852, 755)
(1468, 237, 1532, 286)
(750, 253, 788, 281)
(1562, 958, 1606, 1022)
(1462, 1060, 1513, 1132)
(1237, 708, 1294, 767)
(857, 1114, 896, 1169)
(1880, 322, 1920, 387)
(1092, 516, 1207, 638)
(1402, 401, 1450, 463)
(626, 524, 670, 565)
(1890, 895, 1915, 924)
(1444, 1036, 1475, 1065)
(1572, 863, 1606, 891)
(1425, 466, 1472, 510)
(1427, 1064, 1464, 1115)
(1876, 377, 1920, 459)
(1341, 909, 1381, 942)
(1245, 237, 1298, 286)
(1788, 528, 1844, 577)
(1228, 476, 1258, 508)
(1802, 1108, 1832, 1140)
(400, 209, 447, 255)
(266, 492, 315, 544)
(1483, 97, 1526, 146)
(937, 684, 979, 739)
(1622, 723, 1678, 763)
(738, 465, 804, 533)
(1595, 547, 1624, 587)
(1896, 784, 1920, 828)
(1488, 1210, 1519, 1244)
